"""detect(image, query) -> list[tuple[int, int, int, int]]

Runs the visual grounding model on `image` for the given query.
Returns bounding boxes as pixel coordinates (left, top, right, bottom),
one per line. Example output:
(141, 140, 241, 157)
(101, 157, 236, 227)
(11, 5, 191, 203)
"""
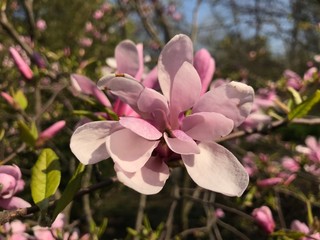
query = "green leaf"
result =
(13, 89, 28, 110)
(52, 163, 85, 221)
(288, 90, 320, 120)
(31, 148, 61, 210)
(18, 120, 37, 146)
(287, 87, 302, 105)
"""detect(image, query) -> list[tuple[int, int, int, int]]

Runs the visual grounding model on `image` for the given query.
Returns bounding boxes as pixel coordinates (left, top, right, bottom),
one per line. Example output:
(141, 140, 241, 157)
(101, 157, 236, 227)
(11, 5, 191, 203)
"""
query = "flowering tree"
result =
(0, 1, 320, 240)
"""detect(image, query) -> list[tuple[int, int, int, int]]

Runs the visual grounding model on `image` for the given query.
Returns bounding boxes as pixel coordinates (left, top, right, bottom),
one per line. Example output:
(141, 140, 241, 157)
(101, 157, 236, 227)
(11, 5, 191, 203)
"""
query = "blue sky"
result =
(180, 0, 291, 53)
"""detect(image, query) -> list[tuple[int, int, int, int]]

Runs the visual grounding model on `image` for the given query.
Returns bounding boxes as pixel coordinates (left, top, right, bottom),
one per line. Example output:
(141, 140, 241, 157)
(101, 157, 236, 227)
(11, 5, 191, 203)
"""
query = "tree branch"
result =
(0, 177, 117, 225)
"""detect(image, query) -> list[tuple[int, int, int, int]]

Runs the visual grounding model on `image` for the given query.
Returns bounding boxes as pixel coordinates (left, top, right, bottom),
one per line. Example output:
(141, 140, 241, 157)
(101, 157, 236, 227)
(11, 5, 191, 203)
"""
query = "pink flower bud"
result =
(1, 92, 16, 107)
(252, 206, 275, 234)
(37, 120, 66, 146)
(257, 177, 283, 187)
(9, 47, 33, 80)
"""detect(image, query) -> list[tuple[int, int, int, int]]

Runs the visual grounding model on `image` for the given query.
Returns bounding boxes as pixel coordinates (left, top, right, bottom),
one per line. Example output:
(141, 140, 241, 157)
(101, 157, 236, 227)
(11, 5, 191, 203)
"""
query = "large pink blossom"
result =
(0, 165, 31, 210)
(70, 34, 254, 196)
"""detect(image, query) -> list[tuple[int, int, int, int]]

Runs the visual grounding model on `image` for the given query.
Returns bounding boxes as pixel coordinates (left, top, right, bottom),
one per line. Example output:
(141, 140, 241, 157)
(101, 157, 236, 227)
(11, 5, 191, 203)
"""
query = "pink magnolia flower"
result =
(70, 34, 254, 196)
(0, 165, 31, 210)
(9, 47, 33, 80)
(70, 74, 111, 107)
(291, 220, 320, 240)
(252, 206, 275, 234)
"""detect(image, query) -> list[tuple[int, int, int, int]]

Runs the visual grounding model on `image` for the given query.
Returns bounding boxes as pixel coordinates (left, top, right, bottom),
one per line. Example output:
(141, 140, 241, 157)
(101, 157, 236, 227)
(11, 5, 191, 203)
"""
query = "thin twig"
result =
(0, 3, 33, 56)
(0, 143, 27, 165)
(134, 194, 147, 240)
(191, 0, 203, 44)
(0, 178, 117, 225)
(216, 219, 250, 240)
(133, 0, 164, 48)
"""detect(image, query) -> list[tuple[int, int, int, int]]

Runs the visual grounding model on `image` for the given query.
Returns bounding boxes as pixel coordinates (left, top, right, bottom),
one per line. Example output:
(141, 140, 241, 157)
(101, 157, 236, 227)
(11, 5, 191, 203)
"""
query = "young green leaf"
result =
(18, 120, 37, 146)
(13, 89, 28, 110)
(31, 148, 61, 210)
(288, 90, 320, 120)
(52, 163, 85, 221)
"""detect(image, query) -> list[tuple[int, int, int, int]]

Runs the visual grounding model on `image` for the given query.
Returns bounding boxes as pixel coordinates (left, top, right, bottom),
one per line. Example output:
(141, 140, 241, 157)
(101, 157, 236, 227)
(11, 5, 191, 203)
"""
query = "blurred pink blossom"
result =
(242, 152, 258, 177)
(85, 22, 94, 32)
(79, 38, 93, 47)
(93, 9, 104, 19)
(283, 69, 303, 90)
(0, 165, 31, 210)
(252, 206, 275, 234)
(303, 67, 318, 81)
(4, 220, 28, 240)
(9, 47, 33, 80)
(291, 220, 320, 240)
(257, 177, 283, 187)
(282, 156, 300, 172)
(36, 19, 47, 31)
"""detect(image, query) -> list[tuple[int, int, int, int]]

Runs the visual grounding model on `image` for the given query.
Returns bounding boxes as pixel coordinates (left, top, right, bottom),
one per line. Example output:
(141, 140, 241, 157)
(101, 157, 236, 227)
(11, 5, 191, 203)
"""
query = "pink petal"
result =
(115, 40, 140, 77)
(91, 86, 111, 107)
(135, 43, 144, 80)
(71, 74, 111, 107)
(0, 173, 16, 198)
(97, 74, 144, 112)
(70, 74, 96, 95)
(0, 197, 31, 210)
(137, 88, 169, 113)
(305, 136, 318, 151)
(194, 49, 215, 94)
(158, 34, 193, 100)
(163, 130, 200, 154)
(106, 128, 159, 172)
(119, 117, 162, 140)
(169, 61, 201, 127)
(70, 121, 116, 164)
(291, 220, 309, 234)
(115, 157, 170, 194)
(182, 112, 234, 141)
(182, 142, 249, 196)
(0, 165, 21, 180)
(193, 81, 254, 127)
(142, 66, 158, 89)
